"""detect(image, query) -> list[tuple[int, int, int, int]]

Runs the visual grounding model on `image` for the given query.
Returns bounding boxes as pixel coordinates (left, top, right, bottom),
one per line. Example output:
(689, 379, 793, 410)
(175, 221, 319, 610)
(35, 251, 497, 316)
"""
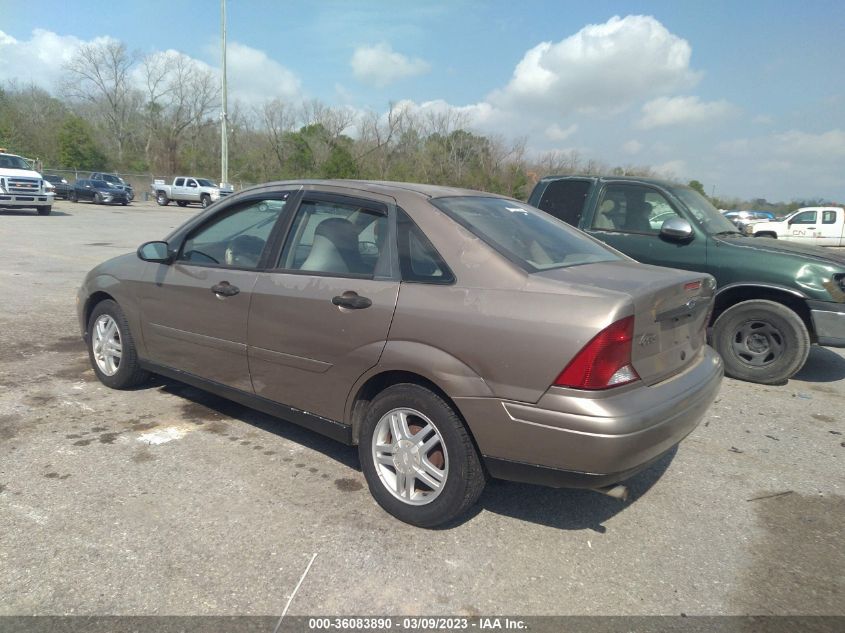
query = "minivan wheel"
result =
(87, 299, 149, 389)
(359, 383, 485, 528)
(712, 299, 810, 385)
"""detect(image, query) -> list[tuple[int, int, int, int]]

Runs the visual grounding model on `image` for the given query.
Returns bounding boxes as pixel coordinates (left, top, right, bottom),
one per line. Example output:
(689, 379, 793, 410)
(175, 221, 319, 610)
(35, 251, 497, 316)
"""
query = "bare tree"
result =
(141, 52, 219, 175)
(62, 40, 140, 165)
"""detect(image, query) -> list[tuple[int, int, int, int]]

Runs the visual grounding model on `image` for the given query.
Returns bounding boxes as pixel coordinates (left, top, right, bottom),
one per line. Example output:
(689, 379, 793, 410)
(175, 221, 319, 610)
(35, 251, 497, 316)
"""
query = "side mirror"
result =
(137, 241, 173, 264)
(660, 217, 694, 241)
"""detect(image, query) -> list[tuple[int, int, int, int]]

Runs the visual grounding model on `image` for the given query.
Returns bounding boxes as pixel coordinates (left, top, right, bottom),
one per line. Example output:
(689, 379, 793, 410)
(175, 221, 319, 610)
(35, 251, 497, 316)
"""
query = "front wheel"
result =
(359, 383, 485, 528)
(36, 206, 51, 216)
(156, 192, 169, 206)
(712, 299, 810, 384)
(87, 299, 150, 389)
(93, 193, 102, 205)
(69, 191, 78, 203)
(201, 194, 211, 208)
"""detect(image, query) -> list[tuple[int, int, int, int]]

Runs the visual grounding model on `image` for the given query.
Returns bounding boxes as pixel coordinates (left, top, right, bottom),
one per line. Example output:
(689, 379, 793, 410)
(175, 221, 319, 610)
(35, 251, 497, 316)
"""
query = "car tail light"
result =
(554, 316, 640, 390)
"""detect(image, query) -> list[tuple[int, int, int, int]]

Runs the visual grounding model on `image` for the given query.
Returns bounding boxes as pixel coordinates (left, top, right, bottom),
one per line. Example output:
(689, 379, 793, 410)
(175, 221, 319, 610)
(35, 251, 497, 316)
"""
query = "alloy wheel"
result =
(92, 315, 122, 376)
(371, 408, 449, 506)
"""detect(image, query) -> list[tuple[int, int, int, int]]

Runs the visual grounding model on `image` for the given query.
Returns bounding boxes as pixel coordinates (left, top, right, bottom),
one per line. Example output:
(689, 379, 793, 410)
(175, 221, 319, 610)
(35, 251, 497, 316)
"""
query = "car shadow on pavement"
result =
(471, 447, 676, 532)
(0, 209, 72, 216)
(791, 346, 845, 382)
(156, 378, 360, 470)
(155, 376, 675, 530)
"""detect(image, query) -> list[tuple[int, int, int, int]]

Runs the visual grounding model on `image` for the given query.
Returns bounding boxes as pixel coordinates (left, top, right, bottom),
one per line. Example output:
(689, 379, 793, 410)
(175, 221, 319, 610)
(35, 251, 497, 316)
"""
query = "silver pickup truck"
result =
(152, 177, 233, 208)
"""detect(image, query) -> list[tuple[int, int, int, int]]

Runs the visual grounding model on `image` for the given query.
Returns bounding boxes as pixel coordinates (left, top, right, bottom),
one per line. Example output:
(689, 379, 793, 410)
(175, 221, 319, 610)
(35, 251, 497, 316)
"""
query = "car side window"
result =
(791, 211, 817, 225)
(178, 197, 289, 269)
(537, 180, 591, 226)
(592, 185, 682, 234)
(278, 199, 388, 277)
(174, 178, 185, 187)
(822, 211, 837, 224)
(397, 209, 454, 284)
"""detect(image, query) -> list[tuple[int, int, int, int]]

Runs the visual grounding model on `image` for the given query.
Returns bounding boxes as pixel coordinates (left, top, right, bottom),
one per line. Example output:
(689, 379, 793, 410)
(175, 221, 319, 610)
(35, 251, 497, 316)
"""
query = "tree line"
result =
(0, 39, 826, 209)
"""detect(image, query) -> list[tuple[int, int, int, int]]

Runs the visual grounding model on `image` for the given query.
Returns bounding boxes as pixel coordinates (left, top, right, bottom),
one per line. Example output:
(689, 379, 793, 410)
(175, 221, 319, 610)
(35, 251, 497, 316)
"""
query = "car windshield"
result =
(671, 186, 740, 234)
(0, 155, 31, 170)
(196, 179, 215, 187)
(432, 196, 620, 272)
(92, 180, 111, 189)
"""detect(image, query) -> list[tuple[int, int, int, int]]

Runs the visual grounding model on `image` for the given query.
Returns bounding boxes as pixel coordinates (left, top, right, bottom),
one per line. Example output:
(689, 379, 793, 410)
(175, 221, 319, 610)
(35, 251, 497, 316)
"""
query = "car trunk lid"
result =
(534, 261, 715, 386)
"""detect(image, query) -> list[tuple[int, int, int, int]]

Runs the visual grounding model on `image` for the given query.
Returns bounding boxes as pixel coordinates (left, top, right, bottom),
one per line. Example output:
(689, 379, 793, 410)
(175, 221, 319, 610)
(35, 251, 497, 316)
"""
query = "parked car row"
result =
(43, 172, 135, 206)
(76, 176, 845, 527)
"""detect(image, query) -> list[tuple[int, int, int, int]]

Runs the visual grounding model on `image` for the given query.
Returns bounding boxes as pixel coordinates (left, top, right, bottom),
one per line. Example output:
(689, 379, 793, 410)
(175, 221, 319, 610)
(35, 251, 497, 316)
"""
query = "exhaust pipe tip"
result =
(594, 484, 629, 501)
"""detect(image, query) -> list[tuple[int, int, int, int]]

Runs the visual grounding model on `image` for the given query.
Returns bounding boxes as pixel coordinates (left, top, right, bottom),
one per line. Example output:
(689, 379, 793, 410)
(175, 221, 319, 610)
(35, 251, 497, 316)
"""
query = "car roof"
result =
(538, 174, 681, 189)
(246, 179, 505, 201)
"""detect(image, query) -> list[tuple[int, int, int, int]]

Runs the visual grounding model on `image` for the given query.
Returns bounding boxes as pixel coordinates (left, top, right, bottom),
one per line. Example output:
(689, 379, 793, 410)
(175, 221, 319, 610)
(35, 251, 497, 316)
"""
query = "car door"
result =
(247, 190, 400, 422)
(77, 180, 93, 201)
(172, 177, 186, 200)
(584, 182, 709, 274)
(139, 193, 292, 391)
(785, 209, 819, 244)
(186, 179, 200, 201)
(818, 209, 842, 246)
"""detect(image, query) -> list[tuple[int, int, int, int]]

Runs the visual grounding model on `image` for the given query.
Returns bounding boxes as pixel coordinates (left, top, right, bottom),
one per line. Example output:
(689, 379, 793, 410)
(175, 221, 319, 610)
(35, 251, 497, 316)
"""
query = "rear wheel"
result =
(359, 383, 485, 528)
(156, 191, 169, 206)
(712, 299, 810, 384)
(36, 206, 51, 216)
(69, 191, 78, 203)
(87, 299, 150, 389)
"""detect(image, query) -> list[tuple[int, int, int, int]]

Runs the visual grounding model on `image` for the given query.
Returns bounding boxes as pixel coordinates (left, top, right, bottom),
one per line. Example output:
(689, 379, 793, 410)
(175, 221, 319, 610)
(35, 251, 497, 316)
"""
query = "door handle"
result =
(332, 292, 372, 310)
(211, 281, 240, 297)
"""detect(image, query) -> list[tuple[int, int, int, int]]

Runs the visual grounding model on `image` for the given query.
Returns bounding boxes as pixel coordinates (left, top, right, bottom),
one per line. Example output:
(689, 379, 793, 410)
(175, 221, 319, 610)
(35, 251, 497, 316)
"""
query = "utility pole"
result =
(220, 0, 229, 186)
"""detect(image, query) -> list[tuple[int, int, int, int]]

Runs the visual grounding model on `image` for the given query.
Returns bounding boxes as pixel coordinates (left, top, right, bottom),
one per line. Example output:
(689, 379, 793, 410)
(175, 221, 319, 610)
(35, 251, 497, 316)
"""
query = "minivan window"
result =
(433, 196, 619, 272)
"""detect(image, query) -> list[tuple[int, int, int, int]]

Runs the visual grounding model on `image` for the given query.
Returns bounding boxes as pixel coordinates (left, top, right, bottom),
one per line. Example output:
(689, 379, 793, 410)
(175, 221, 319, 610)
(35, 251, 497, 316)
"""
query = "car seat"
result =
(300, 218, 368, 274)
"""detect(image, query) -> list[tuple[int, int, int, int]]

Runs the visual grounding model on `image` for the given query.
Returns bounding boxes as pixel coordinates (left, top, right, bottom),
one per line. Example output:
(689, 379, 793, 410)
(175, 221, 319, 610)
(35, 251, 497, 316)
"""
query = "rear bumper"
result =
(809, 300, 845, 347)
(456, 346, 723, 488)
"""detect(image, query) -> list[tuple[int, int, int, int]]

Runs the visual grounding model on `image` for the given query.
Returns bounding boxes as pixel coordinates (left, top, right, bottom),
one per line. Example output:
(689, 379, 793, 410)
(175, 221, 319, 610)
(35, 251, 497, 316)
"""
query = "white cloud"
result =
(638, 96, 736, 129)
(490, 15, 699, 117)
(0, 28, 107, 89)
(350, 43, 430, 88)
(225, 42, 301, 104)
(654, 159, 687, 178)
(622, 140, 643, 155)
(545, 123, 578, 141)
(771, 129, 845, 157)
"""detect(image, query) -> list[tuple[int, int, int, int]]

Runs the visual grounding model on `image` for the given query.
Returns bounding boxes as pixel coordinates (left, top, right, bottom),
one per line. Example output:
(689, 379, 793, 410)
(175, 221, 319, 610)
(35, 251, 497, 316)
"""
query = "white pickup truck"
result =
(152, 177, 233, 208)
(752, 206, 845, 246)
(0, 150, 54, 215)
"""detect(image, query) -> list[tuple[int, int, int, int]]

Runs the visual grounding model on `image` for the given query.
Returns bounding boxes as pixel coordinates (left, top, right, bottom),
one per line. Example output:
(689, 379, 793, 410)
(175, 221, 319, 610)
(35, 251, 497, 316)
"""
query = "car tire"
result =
(121, 201, 128, 206)
(36, 206, 51, 216)
(87, 299, 150, 390)
(156, 192, 169, 206)
(712, 299, 810, 384)
(69, 191, 78, 203)
(201, 194, 211, 208)
(93, 193, 102, 205)
(359, 383, 486, 528)
(177, 201, 187, 207)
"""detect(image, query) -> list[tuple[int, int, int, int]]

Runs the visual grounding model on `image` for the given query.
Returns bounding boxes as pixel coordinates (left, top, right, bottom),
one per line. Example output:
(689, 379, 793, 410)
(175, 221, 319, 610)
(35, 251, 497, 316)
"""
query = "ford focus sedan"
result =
(77, 180, 723, 527)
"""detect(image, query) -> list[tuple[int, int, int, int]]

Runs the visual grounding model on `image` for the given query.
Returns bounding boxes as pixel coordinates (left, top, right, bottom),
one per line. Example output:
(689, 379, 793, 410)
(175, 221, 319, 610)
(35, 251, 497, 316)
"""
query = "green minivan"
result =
(529, 176, 845, 384)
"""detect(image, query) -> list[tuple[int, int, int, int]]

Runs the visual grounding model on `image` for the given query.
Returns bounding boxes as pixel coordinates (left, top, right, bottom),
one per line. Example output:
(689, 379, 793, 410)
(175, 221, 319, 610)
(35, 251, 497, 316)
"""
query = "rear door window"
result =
(822, 210, 837, 224)
(536, 180, 591, 226)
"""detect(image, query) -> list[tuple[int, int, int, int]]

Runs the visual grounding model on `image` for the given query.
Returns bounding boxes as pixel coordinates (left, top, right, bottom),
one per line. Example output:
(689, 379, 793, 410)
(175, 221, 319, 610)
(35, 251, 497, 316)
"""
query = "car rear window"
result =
(432, 196, 620, 272)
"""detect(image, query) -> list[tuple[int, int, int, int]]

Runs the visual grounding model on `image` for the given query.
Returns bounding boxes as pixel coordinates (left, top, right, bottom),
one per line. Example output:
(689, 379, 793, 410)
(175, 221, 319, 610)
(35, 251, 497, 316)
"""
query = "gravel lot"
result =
(1, 199, 843, 616)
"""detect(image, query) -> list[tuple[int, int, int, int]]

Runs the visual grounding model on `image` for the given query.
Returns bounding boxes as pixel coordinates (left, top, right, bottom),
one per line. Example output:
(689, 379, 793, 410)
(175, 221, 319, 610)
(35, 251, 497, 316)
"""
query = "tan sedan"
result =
(78, 180, 722, 527)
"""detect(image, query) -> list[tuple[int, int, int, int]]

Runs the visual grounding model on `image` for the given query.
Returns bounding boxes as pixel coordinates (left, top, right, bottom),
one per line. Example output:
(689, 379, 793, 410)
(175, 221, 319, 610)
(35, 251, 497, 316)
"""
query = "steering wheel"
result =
(182, 250, 219, 264)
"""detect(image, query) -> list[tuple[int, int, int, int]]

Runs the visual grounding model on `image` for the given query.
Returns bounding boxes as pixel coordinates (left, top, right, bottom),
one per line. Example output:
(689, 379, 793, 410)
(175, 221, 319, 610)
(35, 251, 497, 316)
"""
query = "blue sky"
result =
(2, 0, 844, 201)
